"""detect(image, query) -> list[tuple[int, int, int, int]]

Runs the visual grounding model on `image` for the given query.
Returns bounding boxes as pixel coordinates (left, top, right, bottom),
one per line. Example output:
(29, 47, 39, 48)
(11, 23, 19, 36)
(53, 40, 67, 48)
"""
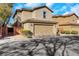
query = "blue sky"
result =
(12, 3, 79, 15)
(9, 3, 79, 25)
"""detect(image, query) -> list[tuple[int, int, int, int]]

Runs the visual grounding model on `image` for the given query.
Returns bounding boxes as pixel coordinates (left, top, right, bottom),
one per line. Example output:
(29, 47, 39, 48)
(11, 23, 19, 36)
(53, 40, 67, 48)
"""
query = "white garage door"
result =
(34, 25, 54, 36)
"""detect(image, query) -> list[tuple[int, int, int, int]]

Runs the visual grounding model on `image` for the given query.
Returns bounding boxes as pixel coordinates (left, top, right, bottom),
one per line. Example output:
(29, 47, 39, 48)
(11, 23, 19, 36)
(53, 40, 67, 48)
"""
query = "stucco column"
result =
(14, 26, 17, 35)
(53, 24, 58, 36)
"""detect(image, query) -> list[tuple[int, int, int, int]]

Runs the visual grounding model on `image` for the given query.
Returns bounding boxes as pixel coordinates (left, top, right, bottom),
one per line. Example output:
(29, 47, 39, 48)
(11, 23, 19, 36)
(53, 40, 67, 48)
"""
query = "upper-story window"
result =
(43, 11, 46, 18)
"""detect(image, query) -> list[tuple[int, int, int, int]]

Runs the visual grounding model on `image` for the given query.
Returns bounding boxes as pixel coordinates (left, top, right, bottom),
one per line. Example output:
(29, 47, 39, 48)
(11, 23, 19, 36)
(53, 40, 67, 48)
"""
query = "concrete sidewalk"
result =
(0, 35, 31, 44)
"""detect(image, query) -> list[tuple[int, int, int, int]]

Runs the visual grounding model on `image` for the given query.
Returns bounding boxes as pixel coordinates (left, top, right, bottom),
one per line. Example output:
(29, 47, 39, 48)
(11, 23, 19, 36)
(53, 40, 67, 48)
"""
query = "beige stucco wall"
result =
(59, 25, 79, 33)
(52, 14, 79, 34)
(53, 15, 77, 25)
(23, 23, 34, 32)
(21, 11, 32, 22)
(14, 12, 22, 22)
(32, 7, 53, 21)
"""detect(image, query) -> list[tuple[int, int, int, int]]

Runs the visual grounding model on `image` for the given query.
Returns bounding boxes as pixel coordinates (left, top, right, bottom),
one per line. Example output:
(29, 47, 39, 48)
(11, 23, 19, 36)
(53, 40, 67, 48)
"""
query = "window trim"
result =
(43, 11, 46, 18)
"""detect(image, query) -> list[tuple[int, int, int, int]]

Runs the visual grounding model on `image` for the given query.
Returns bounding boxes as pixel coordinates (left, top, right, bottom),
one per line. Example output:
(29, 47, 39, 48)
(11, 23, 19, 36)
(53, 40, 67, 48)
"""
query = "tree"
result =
(0, 3, 13, 36)
(0, 3, 13, 23)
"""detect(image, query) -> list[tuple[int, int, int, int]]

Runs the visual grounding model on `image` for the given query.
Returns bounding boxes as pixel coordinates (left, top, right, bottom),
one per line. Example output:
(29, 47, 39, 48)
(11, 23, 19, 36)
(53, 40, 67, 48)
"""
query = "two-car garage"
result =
(23, 19, 57, 37)
(34, 24, 56, 36)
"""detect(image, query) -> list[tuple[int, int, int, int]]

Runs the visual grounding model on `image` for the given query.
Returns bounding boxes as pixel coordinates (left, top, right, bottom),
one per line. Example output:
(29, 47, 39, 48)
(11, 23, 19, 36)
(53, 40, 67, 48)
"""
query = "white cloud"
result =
(24, 3, 36, 7)
(53, 10, 60, 15)
(15, 6, 22, 9)
(71, 4, 79, 16)
(63, 11, 72, 15)
(46, 3, 54, 8)
(58, 5, 67, 12)
(24, 3, 45, 8)
(60, 4, 79, 16)
(24, 3, 54, 9)
(62, 6, 67, 10)
(63, 12, 70, 15)
(14, 5, 23, 10)
(53, 5, 68, 15)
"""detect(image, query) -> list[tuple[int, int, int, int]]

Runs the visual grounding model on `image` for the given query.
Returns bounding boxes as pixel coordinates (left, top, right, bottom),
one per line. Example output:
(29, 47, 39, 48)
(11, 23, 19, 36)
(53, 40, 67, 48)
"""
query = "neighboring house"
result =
(13, 6, 58, 37)
(0, 17, 10, 38)
(52, 13, 79, 34)
(0, 16, 20, 38)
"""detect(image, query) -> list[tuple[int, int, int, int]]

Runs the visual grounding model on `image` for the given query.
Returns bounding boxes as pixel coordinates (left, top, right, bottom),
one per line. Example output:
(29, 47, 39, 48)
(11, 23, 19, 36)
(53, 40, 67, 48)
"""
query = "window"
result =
(43, 11, 46, 18)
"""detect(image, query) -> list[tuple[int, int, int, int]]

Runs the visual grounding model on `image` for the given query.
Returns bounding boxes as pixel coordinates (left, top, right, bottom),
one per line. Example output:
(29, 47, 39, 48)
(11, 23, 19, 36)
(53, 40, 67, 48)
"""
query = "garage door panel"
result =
(34, 25, 53, 36)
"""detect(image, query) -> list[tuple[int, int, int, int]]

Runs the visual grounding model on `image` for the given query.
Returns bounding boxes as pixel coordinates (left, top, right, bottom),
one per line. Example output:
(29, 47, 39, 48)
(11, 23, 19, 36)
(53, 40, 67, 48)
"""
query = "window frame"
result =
(43, 11, 46, 18)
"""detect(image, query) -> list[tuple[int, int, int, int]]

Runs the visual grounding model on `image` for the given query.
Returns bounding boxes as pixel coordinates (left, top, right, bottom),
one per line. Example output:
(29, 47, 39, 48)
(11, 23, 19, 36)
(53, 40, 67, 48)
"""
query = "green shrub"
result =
(64, 31, 70, 34)
(61, 31, 65, 34)
(61, 31, 70, 34)
(22, 30, 33, 38)
(71, 31, 78, 34)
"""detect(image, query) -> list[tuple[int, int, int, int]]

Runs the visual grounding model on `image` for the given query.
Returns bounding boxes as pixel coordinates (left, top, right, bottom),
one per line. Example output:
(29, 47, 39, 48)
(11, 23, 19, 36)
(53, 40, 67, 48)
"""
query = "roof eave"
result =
(21, 18, 57, 24)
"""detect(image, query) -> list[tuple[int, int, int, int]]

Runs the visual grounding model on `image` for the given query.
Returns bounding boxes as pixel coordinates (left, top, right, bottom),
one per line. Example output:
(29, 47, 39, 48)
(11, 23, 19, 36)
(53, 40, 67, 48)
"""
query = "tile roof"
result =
(13, 6, 53, 18)
(59, 23, 79, 26)
(52, 13, 79, 18)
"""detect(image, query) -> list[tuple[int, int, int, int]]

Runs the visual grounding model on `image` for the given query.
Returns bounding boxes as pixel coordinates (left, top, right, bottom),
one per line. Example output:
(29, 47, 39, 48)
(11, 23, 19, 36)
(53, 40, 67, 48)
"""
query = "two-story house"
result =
(13, 6, 58, 37)
(1, 6, 79, 38)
